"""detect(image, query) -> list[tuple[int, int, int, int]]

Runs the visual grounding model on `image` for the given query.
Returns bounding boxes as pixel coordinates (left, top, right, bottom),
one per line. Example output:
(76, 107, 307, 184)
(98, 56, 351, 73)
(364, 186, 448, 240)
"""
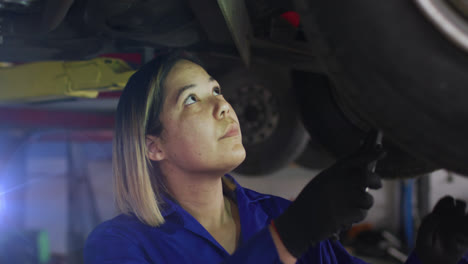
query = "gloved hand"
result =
(415, 196, 468, 264)
(273, 131, 386, 257)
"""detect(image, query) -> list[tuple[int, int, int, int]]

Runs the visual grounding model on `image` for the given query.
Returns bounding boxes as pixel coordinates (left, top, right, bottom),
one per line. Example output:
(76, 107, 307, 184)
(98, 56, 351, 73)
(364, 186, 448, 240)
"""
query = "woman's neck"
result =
(163, 168, 240, 254)
(166, 172, 232, 229)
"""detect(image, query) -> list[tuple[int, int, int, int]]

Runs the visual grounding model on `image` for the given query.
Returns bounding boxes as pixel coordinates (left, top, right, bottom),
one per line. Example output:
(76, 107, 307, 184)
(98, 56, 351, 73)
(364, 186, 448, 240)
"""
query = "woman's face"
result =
(154, 59, 246, 175)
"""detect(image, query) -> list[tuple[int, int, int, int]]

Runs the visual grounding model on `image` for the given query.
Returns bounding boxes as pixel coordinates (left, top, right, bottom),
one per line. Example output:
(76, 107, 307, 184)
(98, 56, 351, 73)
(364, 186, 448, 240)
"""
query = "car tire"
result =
(293, 71, 438, 178)
(298, 0, 468, 175)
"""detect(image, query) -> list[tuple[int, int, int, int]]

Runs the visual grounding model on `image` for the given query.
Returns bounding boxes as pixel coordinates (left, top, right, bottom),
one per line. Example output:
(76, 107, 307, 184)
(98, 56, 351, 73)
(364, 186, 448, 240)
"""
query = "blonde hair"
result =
(113, 51, 202, 226)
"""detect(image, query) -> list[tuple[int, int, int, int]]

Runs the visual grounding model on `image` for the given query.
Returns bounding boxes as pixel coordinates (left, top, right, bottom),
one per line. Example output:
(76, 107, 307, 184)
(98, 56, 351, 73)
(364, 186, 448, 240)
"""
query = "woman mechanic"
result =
(84, 51, 468, 264)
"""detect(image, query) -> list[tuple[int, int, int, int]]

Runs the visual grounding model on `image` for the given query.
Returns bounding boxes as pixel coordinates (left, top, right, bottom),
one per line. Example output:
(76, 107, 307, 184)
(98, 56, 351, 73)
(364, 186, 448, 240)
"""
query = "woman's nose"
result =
(214, 98, 230, 119)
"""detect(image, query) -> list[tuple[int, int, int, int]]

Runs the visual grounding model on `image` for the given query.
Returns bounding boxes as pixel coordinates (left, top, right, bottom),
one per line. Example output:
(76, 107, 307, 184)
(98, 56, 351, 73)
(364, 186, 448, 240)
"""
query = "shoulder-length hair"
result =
(113, 50, 202, 227)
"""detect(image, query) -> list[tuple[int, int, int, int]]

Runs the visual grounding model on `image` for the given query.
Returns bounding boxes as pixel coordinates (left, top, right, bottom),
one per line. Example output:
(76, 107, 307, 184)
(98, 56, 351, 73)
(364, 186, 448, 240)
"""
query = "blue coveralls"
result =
(84, 174, 468, 264)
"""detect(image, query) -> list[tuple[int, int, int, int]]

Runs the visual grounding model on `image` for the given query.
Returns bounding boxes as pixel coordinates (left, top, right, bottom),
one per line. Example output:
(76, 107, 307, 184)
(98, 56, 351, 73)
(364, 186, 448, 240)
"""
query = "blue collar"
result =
(158, 174, 272, 245)
(159, 174, 270, 216)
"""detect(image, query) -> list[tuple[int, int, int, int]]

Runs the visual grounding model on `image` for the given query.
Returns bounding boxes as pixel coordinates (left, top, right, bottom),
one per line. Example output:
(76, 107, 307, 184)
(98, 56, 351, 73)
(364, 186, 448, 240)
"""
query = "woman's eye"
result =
(213, 87, 221, 96)
(184, 95, 197, 105)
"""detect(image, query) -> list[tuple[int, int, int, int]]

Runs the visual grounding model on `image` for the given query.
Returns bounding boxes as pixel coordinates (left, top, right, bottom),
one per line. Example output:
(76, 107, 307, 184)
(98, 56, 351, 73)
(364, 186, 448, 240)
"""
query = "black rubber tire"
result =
(294, 71, 438, 178)
(218, 64, 309, 175)
(300, 0, 468, 175)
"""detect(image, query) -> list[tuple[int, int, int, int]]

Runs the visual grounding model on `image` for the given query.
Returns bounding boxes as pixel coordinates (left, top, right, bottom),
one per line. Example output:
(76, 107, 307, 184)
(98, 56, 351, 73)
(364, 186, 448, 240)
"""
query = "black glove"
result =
(415, 196, 468, 264)
(273, 132, 386, 257)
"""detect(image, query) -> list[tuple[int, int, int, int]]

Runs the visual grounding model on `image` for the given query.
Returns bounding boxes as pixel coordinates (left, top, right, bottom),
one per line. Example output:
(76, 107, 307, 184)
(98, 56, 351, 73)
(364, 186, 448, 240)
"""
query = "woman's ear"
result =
(146, 135, 165, 161)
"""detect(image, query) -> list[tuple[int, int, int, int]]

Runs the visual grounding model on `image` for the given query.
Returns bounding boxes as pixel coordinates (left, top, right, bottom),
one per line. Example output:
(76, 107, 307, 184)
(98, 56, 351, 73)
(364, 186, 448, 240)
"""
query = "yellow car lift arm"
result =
(0, 58, 135, 103)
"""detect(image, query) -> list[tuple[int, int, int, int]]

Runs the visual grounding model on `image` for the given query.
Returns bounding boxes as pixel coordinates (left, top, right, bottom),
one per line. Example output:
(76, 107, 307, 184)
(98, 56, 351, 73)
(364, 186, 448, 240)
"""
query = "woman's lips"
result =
(220, 123, 240, 139)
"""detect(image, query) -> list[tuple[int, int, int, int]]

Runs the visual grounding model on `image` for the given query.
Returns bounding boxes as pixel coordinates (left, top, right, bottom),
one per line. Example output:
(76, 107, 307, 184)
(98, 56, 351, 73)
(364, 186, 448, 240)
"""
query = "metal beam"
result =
(0, 58, 135, 103)
(34, 130, 113, 142)
(217, 0, 252, 67)
(66, 140, 100, 264)
(0, 108, 115, 129)
(188, 0, 252, 66)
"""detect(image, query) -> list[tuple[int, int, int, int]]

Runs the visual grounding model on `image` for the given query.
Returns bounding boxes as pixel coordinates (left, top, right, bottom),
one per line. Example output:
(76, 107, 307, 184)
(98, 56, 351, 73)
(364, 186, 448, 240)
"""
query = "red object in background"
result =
(280, 11, 300, 28)
(99, 53, 142, 65)
(346, 223, 374, 240)
(34, 130, 114, 142)
(0, 108, 115, 129)
(97, 91, 122, 99)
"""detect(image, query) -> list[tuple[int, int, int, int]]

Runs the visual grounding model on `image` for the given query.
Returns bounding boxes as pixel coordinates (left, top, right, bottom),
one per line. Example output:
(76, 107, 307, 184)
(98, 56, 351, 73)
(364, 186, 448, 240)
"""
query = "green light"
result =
(37, 230, 50, 263)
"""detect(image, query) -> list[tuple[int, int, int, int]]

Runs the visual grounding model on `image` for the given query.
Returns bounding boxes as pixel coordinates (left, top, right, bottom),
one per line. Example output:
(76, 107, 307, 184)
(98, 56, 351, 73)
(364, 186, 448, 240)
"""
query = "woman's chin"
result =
(227, 148, 246, 172)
